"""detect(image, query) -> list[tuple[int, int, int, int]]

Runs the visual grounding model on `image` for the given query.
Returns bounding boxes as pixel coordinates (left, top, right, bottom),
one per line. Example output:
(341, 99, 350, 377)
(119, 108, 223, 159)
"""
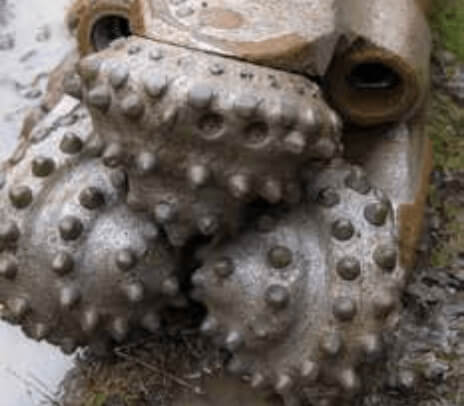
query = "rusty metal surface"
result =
(0, 0, 432, 404)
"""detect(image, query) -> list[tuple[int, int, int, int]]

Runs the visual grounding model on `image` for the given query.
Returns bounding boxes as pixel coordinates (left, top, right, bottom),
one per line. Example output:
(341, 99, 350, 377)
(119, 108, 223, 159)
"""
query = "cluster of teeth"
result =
(64, 37, 342, 244)
(192, 161, 403, 404)
(0, 97, 181, 352)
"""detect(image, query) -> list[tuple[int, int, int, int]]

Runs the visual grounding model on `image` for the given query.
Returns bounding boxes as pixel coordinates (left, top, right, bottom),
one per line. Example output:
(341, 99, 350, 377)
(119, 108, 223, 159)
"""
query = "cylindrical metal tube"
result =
(327, 0, 431, 126)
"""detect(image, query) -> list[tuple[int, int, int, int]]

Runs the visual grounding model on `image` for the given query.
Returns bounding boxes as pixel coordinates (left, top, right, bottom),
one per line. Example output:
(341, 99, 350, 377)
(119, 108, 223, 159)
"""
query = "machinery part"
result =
(0, 97, 181, 351)
(193, 161, 403, 403)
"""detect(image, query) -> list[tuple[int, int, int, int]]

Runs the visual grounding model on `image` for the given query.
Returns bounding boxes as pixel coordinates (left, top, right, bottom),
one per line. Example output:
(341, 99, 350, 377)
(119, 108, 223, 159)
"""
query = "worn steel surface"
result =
(0, 0, 432, 404)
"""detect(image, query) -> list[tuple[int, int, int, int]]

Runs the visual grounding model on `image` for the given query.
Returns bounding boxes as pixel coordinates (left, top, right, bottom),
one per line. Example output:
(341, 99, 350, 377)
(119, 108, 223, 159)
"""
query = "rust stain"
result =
(199, 8, 245, 30)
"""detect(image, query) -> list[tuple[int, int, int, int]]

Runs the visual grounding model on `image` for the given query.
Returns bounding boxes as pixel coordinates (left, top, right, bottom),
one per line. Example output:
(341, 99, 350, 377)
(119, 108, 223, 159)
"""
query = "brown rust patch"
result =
(398, 136, 433, 269)
(199, 8, 246, 30)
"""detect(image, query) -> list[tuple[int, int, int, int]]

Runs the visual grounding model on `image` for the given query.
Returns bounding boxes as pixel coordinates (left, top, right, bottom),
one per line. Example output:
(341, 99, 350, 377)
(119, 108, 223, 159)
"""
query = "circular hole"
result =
(347, 63, 401, 91)
(91, 15, 132, 52)
(198, 114, 225, 140)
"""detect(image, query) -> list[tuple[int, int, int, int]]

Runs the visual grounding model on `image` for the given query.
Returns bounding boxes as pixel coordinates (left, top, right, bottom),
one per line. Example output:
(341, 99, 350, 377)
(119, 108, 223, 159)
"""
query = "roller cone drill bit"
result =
(0, 0, 433, 404)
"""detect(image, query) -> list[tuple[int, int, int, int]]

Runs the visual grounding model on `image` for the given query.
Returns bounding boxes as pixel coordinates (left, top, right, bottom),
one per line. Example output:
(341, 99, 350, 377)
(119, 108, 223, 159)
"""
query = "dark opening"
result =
(91, 15, 131, 52)
(347, 63, 401, 91)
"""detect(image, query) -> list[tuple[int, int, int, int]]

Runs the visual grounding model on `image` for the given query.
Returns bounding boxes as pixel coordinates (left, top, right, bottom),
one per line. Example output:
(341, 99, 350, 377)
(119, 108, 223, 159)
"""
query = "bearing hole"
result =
(91, 15, 132, 52)
(347, 63, 401, 91)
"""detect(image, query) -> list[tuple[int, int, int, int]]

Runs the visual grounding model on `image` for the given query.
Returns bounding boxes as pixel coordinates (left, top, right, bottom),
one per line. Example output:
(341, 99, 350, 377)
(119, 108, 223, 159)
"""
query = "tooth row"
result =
(192, 162, 402, 403)
(71, 37, 342, 205)
(0, 98, 181, 351)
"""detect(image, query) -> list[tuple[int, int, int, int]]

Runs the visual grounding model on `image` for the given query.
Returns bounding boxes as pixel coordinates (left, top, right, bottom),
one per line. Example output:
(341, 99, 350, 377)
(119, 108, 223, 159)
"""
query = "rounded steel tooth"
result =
(109, 169, 128, 191)
(213, 257, 234, 278)
(260, 178, 283, 204)
(32, 323, 50, 341)
(225, 331, 243, 351)
(300, 107, 321, 132)
(345, 167, 371, 195)
(7, 297, 29, 319)
(58, 216, 83, 241)
(268, 246, 293, 269)
(275, 374, 293, 394)
(373, 244, 397, 271)
(234, 95, 260, 118)
(60, 285, 81, 309)
(300, 360, 319, 383)
(60, 132, 83, 154)
(360, 334, 383, 362)
(109, 63, 129, 89)
(197, 214, 219, 236)
(336, 257, 361, 281)
(143, 73, 168, 98)
(115, 249, 137, 272)
(9, 185, 33, 209)
(81, 308, 100, 334)
(265, 284, 290, 310)
(141, 312, 161, 333)
(123, 282, 145, 303)
(32, 156, 55, 177)
(333, 297, 357, 322)
(79, 187, 105, 210)
(310, 138, 337, 160)
(320, 331, 343, 357)
(136, 152, 158, 175)
(200, 317, 219, 336)
(60, 338, 77, 355)
(86, 135, 105, 157)
(102, 143, 124, 168)
(110, 317, 129, 342)
(187, 165, 210, 189)
(283, 131, 306, 155)
(364, 202, 389, 226)
(154, 202, 177, 224)
(121, 94, 145, 119)
(78, 56, 101, 83)
(316, 187, 341, 208)
(162, 278, 179, 297)
(87, 85, 111, 111)
(63, 73, 83, 99)
(228, 174, 252, 200)
(0, 221, 20, 247)
(0, 256, 18, 280)
(188, 84, 214, 109)
(331, 219, 355, 241)
(373, 290, 396, 318)
(250, 372, 267, 390)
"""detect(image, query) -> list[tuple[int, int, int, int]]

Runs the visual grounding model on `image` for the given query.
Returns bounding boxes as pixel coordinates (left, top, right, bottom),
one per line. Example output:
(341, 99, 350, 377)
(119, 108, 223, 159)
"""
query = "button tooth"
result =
(0, 220, 20, 245)
(338, 369, 361, 395)
(109, 169, 128, 191)
(364, 202, 389, 226)
(197, 214, 219, 236)
(0, 256, 18, 279)
(283, 131, 306, 155)
(135, 152, 158, 175)
(162, 278, 179, 297)
(86, 135, 106, 157)
(333, 297, 357, 322)
(228, 174, 252, 200)
(187, 165, 210, 189)
(141, 312, 160, 333)
(63, 73, 83, 99)
(213, 257, 234, 278)
(32, 156, 55, 177)
(143, 73, 168, 98)
(154, 202, 177, 224)
(109, 63, 129, 89)
(373, 289, 396, 318)
(87, 85, 111, 111)
(79, 187, 105, 210)
(336, 257, 361, 281)
(81, 308, 100, 334)
(9, 185, 33, 209)
(275, 374, 293, 394)
(345, 166, 371, 195)
(331, 219, 355, 241)
(265, 285, 290, 310)
(360, 334, 383, 362)
(225, 331, 243, 351)
(373, 244, 397, 271)
(188, 84, 214, 109)
(102, 142, 124, 168)
(300, 360, 319, 383)
(124, 282, 145, 303)
(78, 56, 101, 82)
(268, 246, 293, 269)
(115, 249, 137, 272)
(60, 286, 81, 309)
(259, 178, 282, 204)
(58, 216, 83, 241)
(7, 297, 29, 319)
(300, 107, 321, 132)
(320, 331, 343, 357)
(121, 94, 145, 119)
(110, 317, 129, 342)
(60, 132, 83, 154)
(200, 317, 219, 336)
